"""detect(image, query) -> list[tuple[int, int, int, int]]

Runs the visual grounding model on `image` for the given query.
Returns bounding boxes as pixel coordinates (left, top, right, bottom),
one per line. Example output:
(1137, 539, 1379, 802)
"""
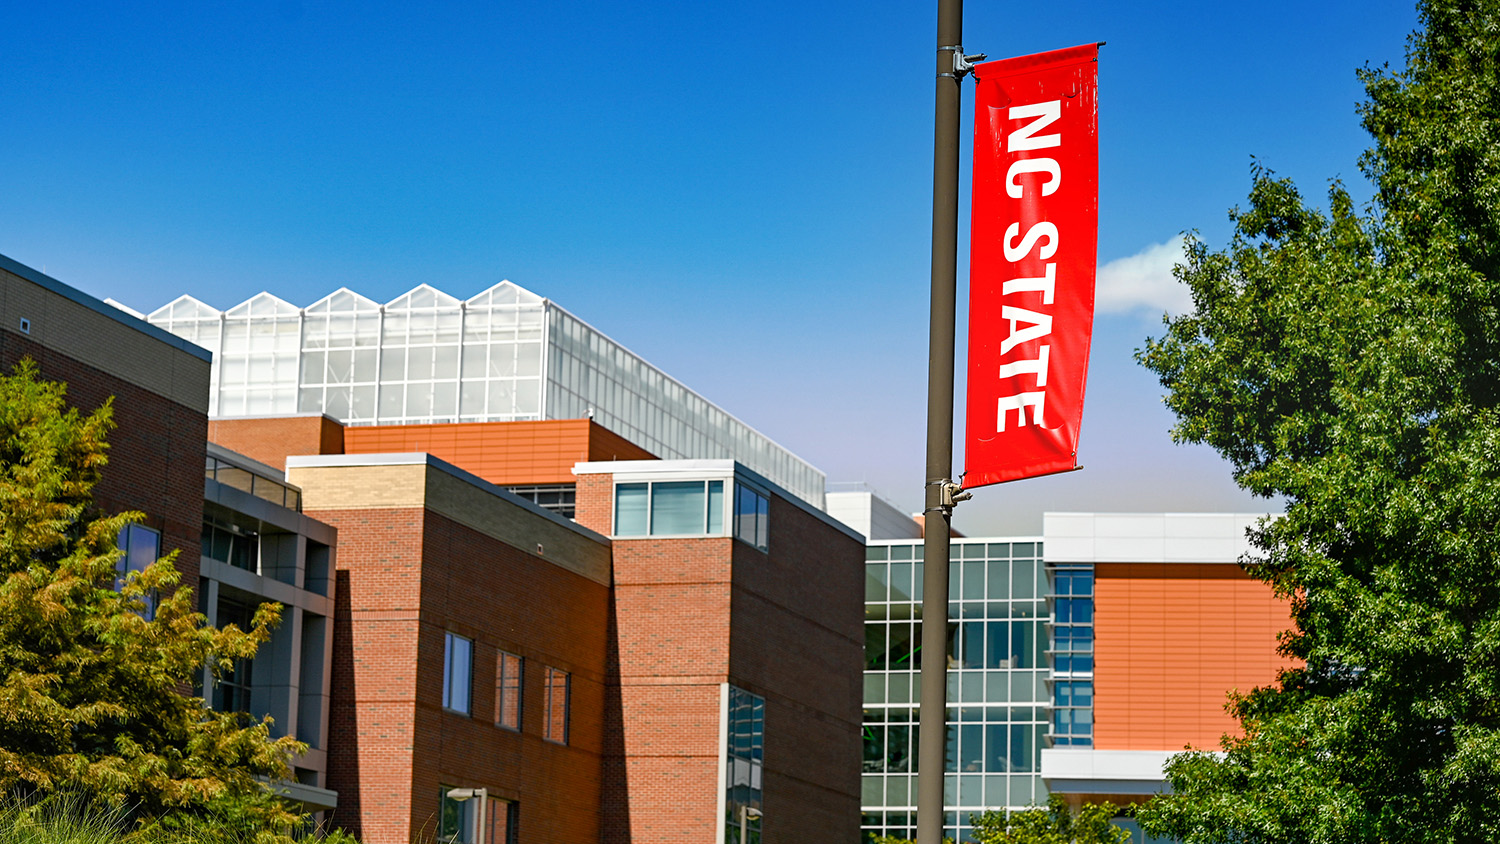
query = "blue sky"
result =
(2, 0, 1421, 534)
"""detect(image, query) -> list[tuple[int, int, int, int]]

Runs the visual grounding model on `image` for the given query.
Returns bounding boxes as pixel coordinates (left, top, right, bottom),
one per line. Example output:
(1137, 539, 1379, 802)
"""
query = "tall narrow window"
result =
(214, 597, 255, 713)
(733, 483, 769, 551)
(544, 666, 569, 744)
(443, 632, 473, 715)
(724, 686, 765, 843)
(495, 651, 522, 730)
(116, 524, 161, 619)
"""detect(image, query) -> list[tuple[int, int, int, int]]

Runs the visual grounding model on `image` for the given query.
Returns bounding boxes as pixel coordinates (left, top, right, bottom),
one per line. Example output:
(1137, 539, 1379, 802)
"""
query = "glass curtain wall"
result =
(862, 540, 1050, 843)
(545, 305, 824, 507)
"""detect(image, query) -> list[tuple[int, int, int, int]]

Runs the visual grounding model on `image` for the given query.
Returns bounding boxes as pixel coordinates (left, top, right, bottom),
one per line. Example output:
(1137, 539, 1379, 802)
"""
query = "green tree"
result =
(969, 797, 1129, 844)
(0, 360, 303, 833)
(1134, 0, 1500, 841)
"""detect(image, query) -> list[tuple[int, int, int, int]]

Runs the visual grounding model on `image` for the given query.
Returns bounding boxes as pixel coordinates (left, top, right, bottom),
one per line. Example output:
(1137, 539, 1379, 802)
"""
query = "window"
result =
(614, 480, 725, 536)
(214, 597, 256, 713)
(495, 651, 522, 730)
(443, 633, 473, 715)
(439, 790, 518, 844)
(543, 666, 569, 744)
(116, 524, 161, 619)
(505, 484, 576, 518)
(201, 520, 258, 571)
(438, 787, 475, 844)
(733, 483, 769, 551)
(724, 686, 764, 844)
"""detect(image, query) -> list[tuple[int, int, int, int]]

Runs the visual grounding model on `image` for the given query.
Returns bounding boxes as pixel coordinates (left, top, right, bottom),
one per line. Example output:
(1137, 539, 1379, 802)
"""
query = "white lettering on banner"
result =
(996, 100, 1063, 434)
(1003, 222, 1058, 262)
(1006, 158, 1061, 197)
(998, 391, 1046, 431)
(1002, 264, 1056, 304)
(1006, 102, 1061, 151)
(999, 307, 1053, 355)
(999, 345, 1049, 386)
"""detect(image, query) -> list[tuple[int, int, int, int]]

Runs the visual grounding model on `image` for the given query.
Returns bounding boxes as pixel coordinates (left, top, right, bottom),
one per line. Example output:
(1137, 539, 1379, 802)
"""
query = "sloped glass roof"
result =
(307, 288, 382, 314)
(386, 284, 461, 310)
(149, 295, 221, 321)
(225, 292, 300, 318)
(467, 280, 544, 307)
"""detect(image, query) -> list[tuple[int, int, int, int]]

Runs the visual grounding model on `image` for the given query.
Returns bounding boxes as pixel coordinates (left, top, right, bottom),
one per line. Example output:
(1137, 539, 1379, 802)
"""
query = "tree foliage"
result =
(0, 360, 302, 833)
(1134, 1, 1500, 841)
(969, 797, 1129, 844)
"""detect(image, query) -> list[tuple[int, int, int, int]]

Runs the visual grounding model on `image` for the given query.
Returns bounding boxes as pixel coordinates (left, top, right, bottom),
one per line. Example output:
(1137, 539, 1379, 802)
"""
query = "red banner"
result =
(964, 44, 1099, 489)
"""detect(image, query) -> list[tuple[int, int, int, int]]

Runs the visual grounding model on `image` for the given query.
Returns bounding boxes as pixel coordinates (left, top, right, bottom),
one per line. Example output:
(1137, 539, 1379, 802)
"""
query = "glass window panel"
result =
(352, 386, 376, 418)
(408, 346, 435, 380)
(985, 622, 1010, 670)
(325, 386, 351, 419)
(651, 481, 707, 534)
(707, 480, 724, 534)
(433, 382, 457, 418)
(887, 671, 911, 704)
(460, 381, 487, 416)
(615, 484, 649, 536)
(1013, 564, 1035, 599)
(516, 380, 541, 415)
(755, 494, 768, 549)
(963, 561, 985, 600)
(434, 344, 459, 380)
(516, 342, 541, 375)
(987, 560, 1010, 599)
(865, 623, 886, 670)
(1009, 724, 1036, 772)
(487, 380, 513, 415)
(380, 347, 406, 380)
(406, 383, 434, 418)
(443, 633, 472, 715)
(302, 351, 325, 383)
(986, 672, 1009, 703)
(890, 561, 912, 602)
(1009, 775, 1034, 806)
(298, 387, 322, 414)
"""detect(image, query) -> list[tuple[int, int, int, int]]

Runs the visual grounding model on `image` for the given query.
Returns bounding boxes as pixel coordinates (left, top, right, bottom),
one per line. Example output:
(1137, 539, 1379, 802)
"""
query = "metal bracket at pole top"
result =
(937, 45, 988, 79)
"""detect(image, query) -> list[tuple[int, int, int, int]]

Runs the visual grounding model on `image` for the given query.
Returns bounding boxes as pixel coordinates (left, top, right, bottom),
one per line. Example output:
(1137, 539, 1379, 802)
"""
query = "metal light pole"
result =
(740, 805, 762, 843)
(445, 787, 488, 844)
(918, 0, 976, 843)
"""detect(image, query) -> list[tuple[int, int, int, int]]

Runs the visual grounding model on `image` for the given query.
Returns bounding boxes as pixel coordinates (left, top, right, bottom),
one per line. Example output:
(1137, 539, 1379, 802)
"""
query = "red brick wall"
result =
(209, 416, 345, 470)
(1093, 562, 1297, 751)
(574, 474, 613, 536)
(589, 473, 865, 844)
(728, 496, 864, 843)
(312, 504, 610, 844)
(0, 332, 207, 592)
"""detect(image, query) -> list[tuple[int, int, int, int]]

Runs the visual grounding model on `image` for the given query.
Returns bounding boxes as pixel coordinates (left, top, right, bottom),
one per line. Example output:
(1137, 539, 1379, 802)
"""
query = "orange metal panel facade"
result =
(1093, 563, 1296, 751)
(343, 419, 655, 486)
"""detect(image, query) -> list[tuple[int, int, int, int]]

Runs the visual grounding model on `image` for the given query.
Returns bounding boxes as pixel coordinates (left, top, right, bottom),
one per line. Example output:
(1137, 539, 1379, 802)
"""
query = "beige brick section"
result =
(288, 462, 611, 586)
(288, 464, 430, 510)
(0, 268, 211, 412)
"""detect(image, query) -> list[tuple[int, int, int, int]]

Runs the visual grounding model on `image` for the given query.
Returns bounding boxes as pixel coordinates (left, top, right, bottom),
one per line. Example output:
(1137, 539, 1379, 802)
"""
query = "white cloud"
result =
(1095, 235, 1192, 316)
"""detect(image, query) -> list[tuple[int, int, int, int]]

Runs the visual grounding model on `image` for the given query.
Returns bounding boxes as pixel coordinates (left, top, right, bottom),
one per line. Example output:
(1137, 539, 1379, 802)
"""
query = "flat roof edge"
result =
(0, 253, 214, 362)
(289, 453, 611, 546)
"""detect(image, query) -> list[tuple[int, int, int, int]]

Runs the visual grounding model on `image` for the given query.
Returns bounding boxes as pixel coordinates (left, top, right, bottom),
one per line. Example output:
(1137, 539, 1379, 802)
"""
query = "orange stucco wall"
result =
(1093, 563, 1297, 751)
(343, 419, 655, 485)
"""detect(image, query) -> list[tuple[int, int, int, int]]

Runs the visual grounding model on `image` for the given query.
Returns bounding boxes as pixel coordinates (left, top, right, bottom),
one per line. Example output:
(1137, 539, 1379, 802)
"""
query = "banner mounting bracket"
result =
(937, 45, 987, 80)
